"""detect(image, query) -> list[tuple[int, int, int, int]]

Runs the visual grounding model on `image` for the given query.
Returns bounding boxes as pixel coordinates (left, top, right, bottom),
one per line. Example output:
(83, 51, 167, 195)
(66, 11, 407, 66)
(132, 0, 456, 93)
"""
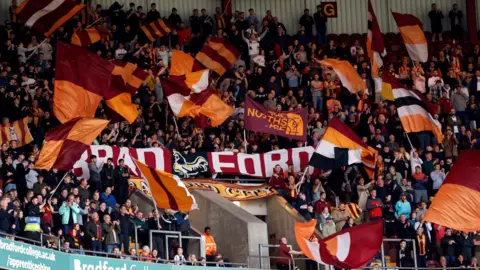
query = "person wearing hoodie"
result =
(268, 165, 286, 196)
(395, 194, 412, 218)
(366, 190, 383, 221)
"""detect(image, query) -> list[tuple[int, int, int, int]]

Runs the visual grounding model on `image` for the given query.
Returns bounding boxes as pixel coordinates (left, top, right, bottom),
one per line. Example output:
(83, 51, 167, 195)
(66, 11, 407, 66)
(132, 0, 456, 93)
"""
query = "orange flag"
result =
(319, 59, 366, 93)
(133, 158, 197, 211)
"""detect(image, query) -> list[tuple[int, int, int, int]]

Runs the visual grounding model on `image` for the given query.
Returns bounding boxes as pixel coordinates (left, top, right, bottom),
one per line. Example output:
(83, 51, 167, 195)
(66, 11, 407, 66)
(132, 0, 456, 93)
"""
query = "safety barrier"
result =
(149, 230, 206, 260)
(0, 234, 249, 270)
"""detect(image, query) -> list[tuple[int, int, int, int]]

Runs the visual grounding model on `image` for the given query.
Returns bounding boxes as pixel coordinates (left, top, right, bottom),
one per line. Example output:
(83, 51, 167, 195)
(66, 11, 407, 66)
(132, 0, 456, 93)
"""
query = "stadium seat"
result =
(339, 33, 351, 46)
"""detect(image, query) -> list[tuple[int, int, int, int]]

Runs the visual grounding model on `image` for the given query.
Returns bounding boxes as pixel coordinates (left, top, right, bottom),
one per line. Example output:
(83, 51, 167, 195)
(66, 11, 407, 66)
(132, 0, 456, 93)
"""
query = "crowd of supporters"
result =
(1, 0, 480, 268)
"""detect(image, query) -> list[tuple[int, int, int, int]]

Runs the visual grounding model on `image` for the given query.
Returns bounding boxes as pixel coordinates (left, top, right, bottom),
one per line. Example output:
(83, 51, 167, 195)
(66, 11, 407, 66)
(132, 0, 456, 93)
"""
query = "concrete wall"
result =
(233, 198, 268, 216)
(189, 190, 268, 269)
(265, 196, 323, 269)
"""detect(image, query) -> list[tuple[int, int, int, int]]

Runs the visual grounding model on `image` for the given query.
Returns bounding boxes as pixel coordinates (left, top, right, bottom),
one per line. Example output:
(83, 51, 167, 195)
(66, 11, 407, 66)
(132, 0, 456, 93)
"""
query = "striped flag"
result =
(0, 117, 33, 147)
(71, 26, 110, 47)
(133, 158, 197, 211)
(54, 42, 146, 124)
(15, 0, 85, 37)
(424, 151, 480, 232)
(367, 0, 386, 77)
(35, 118, 109, 171)
(309, 117, 377, 179)
(196, 37, 240, 76)
(392, 11, 428, 62)
(161, 73, 233, 127)
(141, 19, 172, 42)
(318, 59, 365, 93)
(383, 76, 443, 142)
(295, 219, 383, 268)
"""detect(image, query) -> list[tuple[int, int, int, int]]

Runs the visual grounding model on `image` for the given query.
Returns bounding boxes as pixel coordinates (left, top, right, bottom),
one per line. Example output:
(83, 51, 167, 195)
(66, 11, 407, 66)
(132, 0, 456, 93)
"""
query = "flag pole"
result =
(166, 102, 182, 139)
(404, 132, 415, 151)
(86, 17, 102, 29)
(26, 38, 47, 61)
(243, 129, 248, 152)
(296, 167, 309, 194)
(48, 172, 69, 201)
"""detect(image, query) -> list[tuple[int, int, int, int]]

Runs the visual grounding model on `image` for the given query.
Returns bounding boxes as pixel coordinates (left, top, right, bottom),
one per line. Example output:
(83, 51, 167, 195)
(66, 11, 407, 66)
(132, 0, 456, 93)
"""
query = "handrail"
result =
(248, 255, 293, 270)
(0, 231, 43, 245)
(129, 218, 139, 252)
(149, 229, 182, 260)
(40, 233, 61, 250)
(258, 244, 292, 269)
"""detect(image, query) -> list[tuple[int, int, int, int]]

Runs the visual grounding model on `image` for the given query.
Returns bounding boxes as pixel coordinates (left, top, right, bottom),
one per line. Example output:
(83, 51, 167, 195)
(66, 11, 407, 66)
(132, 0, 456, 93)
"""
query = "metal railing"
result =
(381, 238, 418, 269)
(248, 255, 293, 270)
(129, 218, 139, 251)
(40, 233, 61, 250)
(149, 229, 206, 261)
(258, 244, 293, 269)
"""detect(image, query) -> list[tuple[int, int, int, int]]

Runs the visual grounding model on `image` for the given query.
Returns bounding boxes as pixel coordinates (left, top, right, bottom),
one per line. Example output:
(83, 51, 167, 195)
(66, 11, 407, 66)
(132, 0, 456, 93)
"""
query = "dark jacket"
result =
(441, 235, 457, 257)
(101, 164, 115, 188)
(119, 213, 132, 236)
(114, 166, 130, 187)
(0, 209, 14, 233)
(85, 221, 103, 240)
(102, 222, 121, 245)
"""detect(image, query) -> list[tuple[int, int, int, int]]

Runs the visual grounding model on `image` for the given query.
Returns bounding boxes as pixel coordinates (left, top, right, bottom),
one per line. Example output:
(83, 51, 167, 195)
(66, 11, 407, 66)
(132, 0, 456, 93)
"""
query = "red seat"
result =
(327, 33, 338, 42)
(388, 248, 398, 263)
(443, 31, 452, 41)
(350, 33, 361, 43)
(338, 33, 351, 46)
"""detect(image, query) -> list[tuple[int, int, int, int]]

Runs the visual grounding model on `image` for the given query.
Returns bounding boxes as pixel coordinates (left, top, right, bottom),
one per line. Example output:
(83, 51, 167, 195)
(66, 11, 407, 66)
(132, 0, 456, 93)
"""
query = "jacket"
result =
(102, 223, 120, 245)
(88, 162, 102, 182)
(331, 209, 349, 231)
(58, 202, 80, 225)
(114, 166, 130, 187)
(85, 221, 103, 240)
(442, 136, 459, 158)
(0, 209, 14, 233)
(100, 193, 117, 208)
(203, 233, 217, 256)
(357, 181, 373, 210)
(366, 197, 383, 219)
(394, 200, 411, 218)
(268, 168, 285, 189)
(101, 165, 115, 188)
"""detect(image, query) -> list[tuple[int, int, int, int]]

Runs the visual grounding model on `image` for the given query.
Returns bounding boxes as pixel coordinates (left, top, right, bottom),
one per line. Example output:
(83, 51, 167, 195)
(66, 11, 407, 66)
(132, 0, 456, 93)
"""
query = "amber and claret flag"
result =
(133, 159, 197, 211)
(196, 37, 240, 76)
(16, 0, 85, 37)
(318, 59, 366, 93)
(295, 219, 383, 269)
(35, 118, 109, 171)
(54, 42, 146, 124)
(170, 51, 204, 76)
(71, 26, 110, 47)
(392, 11, 428, 63)
(424, 151, 480, 232)
(141, 18, 172, 42)
(0, 117, 33, 147)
